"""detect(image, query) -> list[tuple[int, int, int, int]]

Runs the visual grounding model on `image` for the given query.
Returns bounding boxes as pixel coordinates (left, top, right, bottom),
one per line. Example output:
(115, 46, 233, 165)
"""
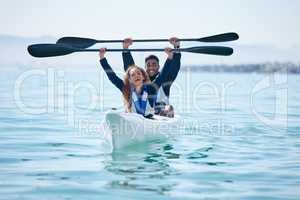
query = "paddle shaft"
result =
(77, 47, 232, 54)
(80, 48, 182, 52)
(99, 32, 238, 43)
(93, 38, 221, 43)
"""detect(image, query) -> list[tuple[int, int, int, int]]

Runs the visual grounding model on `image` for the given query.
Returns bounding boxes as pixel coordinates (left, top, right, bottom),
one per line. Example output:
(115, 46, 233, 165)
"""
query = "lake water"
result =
(0, 65, 299, 200)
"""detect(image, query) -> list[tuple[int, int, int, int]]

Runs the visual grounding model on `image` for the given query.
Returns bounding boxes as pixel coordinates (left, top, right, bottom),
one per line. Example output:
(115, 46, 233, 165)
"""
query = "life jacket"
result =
(154, 87, 169, 113)
(150, 73, 169, 113)
(131, 85, 154, 117)
(156, 87, 169, 105)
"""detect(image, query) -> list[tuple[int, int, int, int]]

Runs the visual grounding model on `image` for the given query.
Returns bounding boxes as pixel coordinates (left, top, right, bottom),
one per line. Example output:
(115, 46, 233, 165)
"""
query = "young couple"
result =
(99, 37, 181, 118)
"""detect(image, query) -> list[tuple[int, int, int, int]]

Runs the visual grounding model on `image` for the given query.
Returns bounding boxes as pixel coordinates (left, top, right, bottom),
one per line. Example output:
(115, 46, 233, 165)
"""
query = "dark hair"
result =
(145, 55, 159, 64)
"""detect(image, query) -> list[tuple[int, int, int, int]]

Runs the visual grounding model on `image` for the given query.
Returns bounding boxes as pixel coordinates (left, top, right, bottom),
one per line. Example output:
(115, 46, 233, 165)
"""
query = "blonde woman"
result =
(99, 47, 175, 118)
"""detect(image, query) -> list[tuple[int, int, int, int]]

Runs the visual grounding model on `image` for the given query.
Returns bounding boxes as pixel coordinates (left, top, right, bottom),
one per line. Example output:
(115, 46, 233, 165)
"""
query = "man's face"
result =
(145, 59, 159, 78)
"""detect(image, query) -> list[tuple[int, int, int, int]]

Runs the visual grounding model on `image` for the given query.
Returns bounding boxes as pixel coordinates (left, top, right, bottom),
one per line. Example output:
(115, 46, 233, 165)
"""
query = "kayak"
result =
(104, 109, 181, 149)
(105, 109, 181, 149)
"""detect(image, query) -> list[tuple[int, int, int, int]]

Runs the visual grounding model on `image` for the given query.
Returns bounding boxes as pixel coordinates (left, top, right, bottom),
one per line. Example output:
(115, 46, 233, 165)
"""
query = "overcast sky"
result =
(1, 0, 300, 48)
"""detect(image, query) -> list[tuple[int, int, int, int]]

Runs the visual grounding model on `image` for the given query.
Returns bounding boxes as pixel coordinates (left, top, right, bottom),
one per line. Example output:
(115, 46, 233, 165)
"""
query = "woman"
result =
(99, 47, 174, 118)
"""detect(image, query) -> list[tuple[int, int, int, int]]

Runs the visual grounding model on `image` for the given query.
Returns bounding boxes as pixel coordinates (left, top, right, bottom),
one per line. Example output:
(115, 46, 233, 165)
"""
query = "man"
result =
(122, 38, 181, 117)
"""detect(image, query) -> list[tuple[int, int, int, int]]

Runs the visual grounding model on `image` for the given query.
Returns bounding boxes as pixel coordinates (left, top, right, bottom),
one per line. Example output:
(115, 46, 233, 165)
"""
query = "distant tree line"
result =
(182, 62, 300, 74)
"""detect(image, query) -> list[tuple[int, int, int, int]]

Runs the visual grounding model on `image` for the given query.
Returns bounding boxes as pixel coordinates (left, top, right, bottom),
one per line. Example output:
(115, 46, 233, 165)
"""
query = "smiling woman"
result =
(99, 47, 176, 117)
(123, 65, 151, 114)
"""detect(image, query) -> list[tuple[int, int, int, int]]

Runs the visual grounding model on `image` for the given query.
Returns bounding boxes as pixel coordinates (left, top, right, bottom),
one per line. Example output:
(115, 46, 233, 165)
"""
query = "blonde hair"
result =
(123, 65, 150, 112)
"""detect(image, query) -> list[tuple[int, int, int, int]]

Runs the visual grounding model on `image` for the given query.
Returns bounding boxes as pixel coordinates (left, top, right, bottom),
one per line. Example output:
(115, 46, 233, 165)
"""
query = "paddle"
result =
(56, 32, 239, 48)
(27, 43, 233, 58)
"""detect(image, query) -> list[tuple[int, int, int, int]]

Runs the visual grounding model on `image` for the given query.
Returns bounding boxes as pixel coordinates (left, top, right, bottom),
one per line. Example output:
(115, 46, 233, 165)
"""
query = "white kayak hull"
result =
(104, 110, 180, 149)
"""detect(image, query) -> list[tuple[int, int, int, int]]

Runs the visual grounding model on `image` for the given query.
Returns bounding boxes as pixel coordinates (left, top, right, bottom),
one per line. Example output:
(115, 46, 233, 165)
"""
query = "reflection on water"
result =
(105, 143, 181, 195)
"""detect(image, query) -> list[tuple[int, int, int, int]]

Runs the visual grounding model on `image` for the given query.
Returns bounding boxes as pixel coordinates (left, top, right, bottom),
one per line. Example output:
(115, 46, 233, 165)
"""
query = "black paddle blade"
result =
(27, 44, 76, 58)
(185, 46, 233, 56)
(197, 32, 239, 42)
(56, 37, 97, 48)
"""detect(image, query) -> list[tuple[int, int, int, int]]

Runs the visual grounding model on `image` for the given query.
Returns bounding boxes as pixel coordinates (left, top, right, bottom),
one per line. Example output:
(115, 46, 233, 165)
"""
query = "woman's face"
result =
(129, 68, 144, 87)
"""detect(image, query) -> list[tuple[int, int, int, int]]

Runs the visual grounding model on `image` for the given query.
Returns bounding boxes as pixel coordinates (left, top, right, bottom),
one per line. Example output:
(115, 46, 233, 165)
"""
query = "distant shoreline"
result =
(181, 62, 300, 74)
(1, 62, 300, 74)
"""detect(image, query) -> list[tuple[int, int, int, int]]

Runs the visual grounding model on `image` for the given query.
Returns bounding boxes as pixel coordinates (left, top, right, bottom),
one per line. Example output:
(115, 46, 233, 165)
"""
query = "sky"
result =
(1, 0, 300, 48)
